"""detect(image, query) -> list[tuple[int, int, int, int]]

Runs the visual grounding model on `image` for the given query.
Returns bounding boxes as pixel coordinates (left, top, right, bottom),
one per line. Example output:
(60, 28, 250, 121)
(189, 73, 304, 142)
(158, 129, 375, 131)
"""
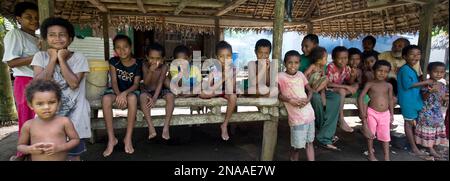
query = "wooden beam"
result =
(174, 0, 189, 15)
(273, 0, 285, 72)
(401, 0, 427, 4)
(88, 0, 108, 12)
(39, 0, 54, 50)
(304, 0, 318, 19)
(136, 0, 146, 13)
(311, 1, 412, 22)
(215, 0, 248, 16)
(214, 17, 221, 43)
(418, 0, 438, 76)
(306, 22, 314, 33)
(102, 13, 110, 61)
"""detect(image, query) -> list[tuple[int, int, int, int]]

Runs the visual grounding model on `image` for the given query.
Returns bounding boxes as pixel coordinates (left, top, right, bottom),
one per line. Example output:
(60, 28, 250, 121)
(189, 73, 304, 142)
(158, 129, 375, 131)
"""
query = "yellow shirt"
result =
(378, 51, 422, 78)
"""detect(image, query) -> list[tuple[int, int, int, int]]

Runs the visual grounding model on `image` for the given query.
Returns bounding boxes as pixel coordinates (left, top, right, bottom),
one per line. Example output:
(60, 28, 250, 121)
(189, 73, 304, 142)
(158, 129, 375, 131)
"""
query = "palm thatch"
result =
(1, 0, 449, 38)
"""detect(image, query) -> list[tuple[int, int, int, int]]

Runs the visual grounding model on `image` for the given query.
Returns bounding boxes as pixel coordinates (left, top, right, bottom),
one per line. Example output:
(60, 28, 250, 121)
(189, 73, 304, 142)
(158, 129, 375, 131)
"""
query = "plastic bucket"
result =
(86, 59, 109, 101)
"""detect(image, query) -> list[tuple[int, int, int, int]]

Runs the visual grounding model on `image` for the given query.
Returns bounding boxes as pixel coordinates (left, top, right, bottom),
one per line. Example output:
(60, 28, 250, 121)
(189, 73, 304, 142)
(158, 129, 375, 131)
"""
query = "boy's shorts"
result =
(103, 88, 140, 97)
(290, 121, 315, 149)
(142, 88, 172, 99)
(400, 108, 419, 121)
(367, 107, 391, 142)
(68, 139, 86, 156)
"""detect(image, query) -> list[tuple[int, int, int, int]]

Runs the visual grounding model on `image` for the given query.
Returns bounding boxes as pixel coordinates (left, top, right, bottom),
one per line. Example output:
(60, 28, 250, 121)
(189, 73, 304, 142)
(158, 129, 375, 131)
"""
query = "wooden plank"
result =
(215, 0, 248, 16)
(418, 0, 437, 76)
(102, 13, 110, 61)
(38, 0, 54, 50)
(303, 0, 318, 18)
(311, 1, 412, 22)
(81, 0, 227, 8)
(91, 112, 272, 129)
(261, 110, 278, 161)
(272, 0, 285, 72)
(88, 0, 108, 12)
(136, 0, 147, 13)
(174, 0, 190, 15)
(401, 0, 427, 4)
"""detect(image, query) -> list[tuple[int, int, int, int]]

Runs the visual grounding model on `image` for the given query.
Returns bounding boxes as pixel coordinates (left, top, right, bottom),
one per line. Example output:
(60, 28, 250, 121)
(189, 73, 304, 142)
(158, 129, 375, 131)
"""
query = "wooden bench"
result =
(89, 97, 280, 161)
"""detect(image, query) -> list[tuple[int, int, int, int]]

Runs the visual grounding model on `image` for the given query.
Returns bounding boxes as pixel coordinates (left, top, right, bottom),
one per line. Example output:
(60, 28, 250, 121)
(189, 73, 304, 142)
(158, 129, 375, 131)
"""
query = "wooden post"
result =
(161, 17, 166, 48)
(261, 107, 279, 161)
(306, 22, 314, 34)
(417, 0, 437, 76)
(102, 13, 110, 61)
(272, 0, 285, 72)
(38, 0, 54, 50)
(214, 17, 221, 43)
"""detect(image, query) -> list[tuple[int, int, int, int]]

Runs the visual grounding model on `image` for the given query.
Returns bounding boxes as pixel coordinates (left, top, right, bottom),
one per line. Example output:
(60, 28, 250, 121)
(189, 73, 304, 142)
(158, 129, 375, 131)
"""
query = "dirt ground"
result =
(1, 109, 447, 161)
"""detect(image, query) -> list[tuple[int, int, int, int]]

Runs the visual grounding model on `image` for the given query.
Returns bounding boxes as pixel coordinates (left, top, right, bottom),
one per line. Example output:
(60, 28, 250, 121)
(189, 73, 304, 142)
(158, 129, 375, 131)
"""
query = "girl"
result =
(102, 35, 142, 157)
(415, 62, 448, 159)
(304, 46, 328, 107)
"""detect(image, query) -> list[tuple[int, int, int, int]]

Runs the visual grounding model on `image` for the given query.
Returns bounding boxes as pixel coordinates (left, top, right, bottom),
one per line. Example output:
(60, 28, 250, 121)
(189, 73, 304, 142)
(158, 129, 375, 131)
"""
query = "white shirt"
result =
(2, 29, 39, 77)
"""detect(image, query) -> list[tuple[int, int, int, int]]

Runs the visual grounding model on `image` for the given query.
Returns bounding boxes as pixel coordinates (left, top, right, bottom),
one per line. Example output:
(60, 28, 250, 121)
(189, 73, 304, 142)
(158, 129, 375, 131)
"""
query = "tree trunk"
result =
(0, 17, 18, 126)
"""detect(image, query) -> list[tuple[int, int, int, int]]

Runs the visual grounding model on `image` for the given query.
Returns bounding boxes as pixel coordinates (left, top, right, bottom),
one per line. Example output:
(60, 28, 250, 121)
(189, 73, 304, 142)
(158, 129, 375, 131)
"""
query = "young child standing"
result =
(200, 41, 237, 141)
(299, 34, 319, 72)
(415, 62, 449, 159)
(326, 46, 357, 133)
(397, 45, 434, 159)
(140, 43, 175, 141)
(101, 35, 142, 157)
(32, 17, 90, 161)
(278, 50, 315, 161)
(304, 46, 328, 107)
(17, 79, 80, 161)
(358, 60, 394, 161)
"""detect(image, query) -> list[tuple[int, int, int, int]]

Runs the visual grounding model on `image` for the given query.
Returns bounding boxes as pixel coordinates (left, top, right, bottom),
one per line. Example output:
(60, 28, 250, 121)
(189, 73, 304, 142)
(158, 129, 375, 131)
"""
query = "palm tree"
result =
(0, 16, 17, 126)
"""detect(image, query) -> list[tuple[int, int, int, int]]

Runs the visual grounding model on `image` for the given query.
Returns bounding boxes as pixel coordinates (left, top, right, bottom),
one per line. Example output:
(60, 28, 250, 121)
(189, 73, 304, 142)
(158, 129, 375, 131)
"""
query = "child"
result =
(140, 43, 175, 141)
(278, 50, 315, 161)
(358, 60, 394, 161)
(101, 35, 142, 157)
(32, 17, 90, 161)
(304, 46, 328, 107)
(361, 52, 378, 85)
(299, 34, 319, 72)
(326, 46, 357, 133)
(3, 2, 39, 159)
(348, 48, 363, 85)
(199, 41, 237, 140)
(247, 39, 272, 96)
(415, 62, 449, 159)
(18, 79, 80, 161)
(397, 45, 434, 159)
(167, 45, 202, 98)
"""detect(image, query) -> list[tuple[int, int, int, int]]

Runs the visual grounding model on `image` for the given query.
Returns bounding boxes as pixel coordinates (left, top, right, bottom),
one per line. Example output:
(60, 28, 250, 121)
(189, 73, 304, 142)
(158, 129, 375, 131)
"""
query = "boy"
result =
(32, 17, 90, 161)
(278, 50, 315, 161)
(358, 60, 394, 161)
(299, 34, 319, 72)
(362, 35, 379, 57)
(247, 39, 272, 96)
(18, 79, 80, 161)
(200, 41, 237, 140)
(140, 43, 175, 140)
(167, 45, 202, 97)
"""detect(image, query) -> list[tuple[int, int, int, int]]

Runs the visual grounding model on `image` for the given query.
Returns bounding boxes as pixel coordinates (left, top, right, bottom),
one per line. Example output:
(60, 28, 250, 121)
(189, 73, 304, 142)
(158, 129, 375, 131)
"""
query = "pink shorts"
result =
(367, 107, 391, 142)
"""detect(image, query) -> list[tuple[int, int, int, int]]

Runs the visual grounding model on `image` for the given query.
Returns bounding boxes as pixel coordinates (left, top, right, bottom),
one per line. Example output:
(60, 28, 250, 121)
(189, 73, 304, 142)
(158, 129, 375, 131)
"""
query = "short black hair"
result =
(394, 38, 410, 46)
(402, 45, 421, 57)
(113, 34, 132, 49)
(216, 41, 232, 55)
(372, 60, 391, 71)
(40, 17, 75, 40)
(283, 50, 301, 63)
(331, 46, 348, 60)
(254, 39, 272, 53)
(427, 62, 446, 73)
(26, 79, 62, 103)
(362, 51, 379, 61)
(309, 46, 327, 64)
(173, 45, 191, 58)
(363, 35, 376, 46)
(348, 48, 362, 58)
(146, 42, 165, 57)
(14, 2, 38, 17)
(303, 34, 319, 44)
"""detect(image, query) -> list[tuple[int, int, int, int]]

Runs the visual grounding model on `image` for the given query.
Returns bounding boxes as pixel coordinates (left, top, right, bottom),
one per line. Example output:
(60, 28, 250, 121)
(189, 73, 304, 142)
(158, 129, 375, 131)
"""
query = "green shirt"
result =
(299, 54, 311, 73)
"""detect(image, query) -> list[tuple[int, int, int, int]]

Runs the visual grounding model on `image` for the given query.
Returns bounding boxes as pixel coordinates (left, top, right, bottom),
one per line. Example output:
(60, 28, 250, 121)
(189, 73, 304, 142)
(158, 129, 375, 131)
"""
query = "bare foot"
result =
(220, 123, 230, 141)
(124, 138, 134, 154)
(367, 154, 378, 161)
(103, 138, 118, 157)
(162, 126, 170, 140)
(148, 126, 157, 140)
(339, 120, 354, 132)
(429, 148, 443, 159)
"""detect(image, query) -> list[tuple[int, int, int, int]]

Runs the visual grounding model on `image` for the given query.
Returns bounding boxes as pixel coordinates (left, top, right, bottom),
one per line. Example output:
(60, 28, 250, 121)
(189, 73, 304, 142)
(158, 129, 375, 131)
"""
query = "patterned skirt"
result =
(415, 123, 448, 147)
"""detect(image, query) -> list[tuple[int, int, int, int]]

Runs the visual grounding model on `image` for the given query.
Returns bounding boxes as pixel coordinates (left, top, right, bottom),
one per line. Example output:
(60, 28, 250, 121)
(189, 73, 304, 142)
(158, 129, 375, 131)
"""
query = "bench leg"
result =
(89, 129, 96, 144)
(261, 116, 278, 161)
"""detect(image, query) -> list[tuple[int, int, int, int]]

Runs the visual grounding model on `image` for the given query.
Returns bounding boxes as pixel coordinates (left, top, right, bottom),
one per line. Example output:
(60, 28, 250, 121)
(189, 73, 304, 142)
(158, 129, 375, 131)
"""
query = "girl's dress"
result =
(415, 82, 449, 147)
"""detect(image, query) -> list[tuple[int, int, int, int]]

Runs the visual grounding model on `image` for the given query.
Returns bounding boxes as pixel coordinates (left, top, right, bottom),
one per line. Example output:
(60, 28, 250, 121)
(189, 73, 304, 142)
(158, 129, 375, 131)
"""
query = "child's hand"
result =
(425, 79, 434, 85)
(145, 95, 155, 109)
(47, 49, 58, 62)
(28, 143, 46, 154)
(41, 143, 59, 156)
(116, 93, 128, 109)
(390, 114, 394, 124)
(57, 49, 70, 63)
(362, 125, 375, 140)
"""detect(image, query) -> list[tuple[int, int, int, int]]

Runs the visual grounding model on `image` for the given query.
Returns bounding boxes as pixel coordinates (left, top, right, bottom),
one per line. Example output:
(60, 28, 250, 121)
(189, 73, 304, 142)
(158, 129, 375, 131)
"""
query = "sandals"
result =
(319, 143, 342, 152)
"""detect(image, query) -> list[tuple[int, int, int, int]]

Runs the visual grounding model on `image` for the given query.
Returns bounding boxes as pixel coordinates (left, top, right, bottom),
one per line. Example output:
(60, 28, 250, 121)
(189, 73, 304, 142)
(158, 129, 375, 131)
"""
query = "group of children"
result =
(4, 2, 448, 161)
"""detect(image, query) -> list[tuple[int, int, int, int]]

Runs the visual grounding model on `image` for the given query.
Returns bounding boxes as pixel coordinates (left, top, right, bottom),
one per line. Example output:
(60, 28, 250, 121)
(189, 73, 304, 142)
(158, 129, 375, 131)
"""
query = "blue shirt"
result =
(397, 64, 423, 119)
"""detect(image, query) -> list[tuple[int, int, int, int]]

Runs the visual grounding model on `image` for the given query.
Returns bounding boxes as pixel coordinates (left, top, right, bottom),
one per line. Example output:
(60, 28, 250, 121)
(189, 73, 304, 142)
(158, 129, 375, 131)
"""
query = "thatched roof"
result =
(1, 0, 449, 38)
